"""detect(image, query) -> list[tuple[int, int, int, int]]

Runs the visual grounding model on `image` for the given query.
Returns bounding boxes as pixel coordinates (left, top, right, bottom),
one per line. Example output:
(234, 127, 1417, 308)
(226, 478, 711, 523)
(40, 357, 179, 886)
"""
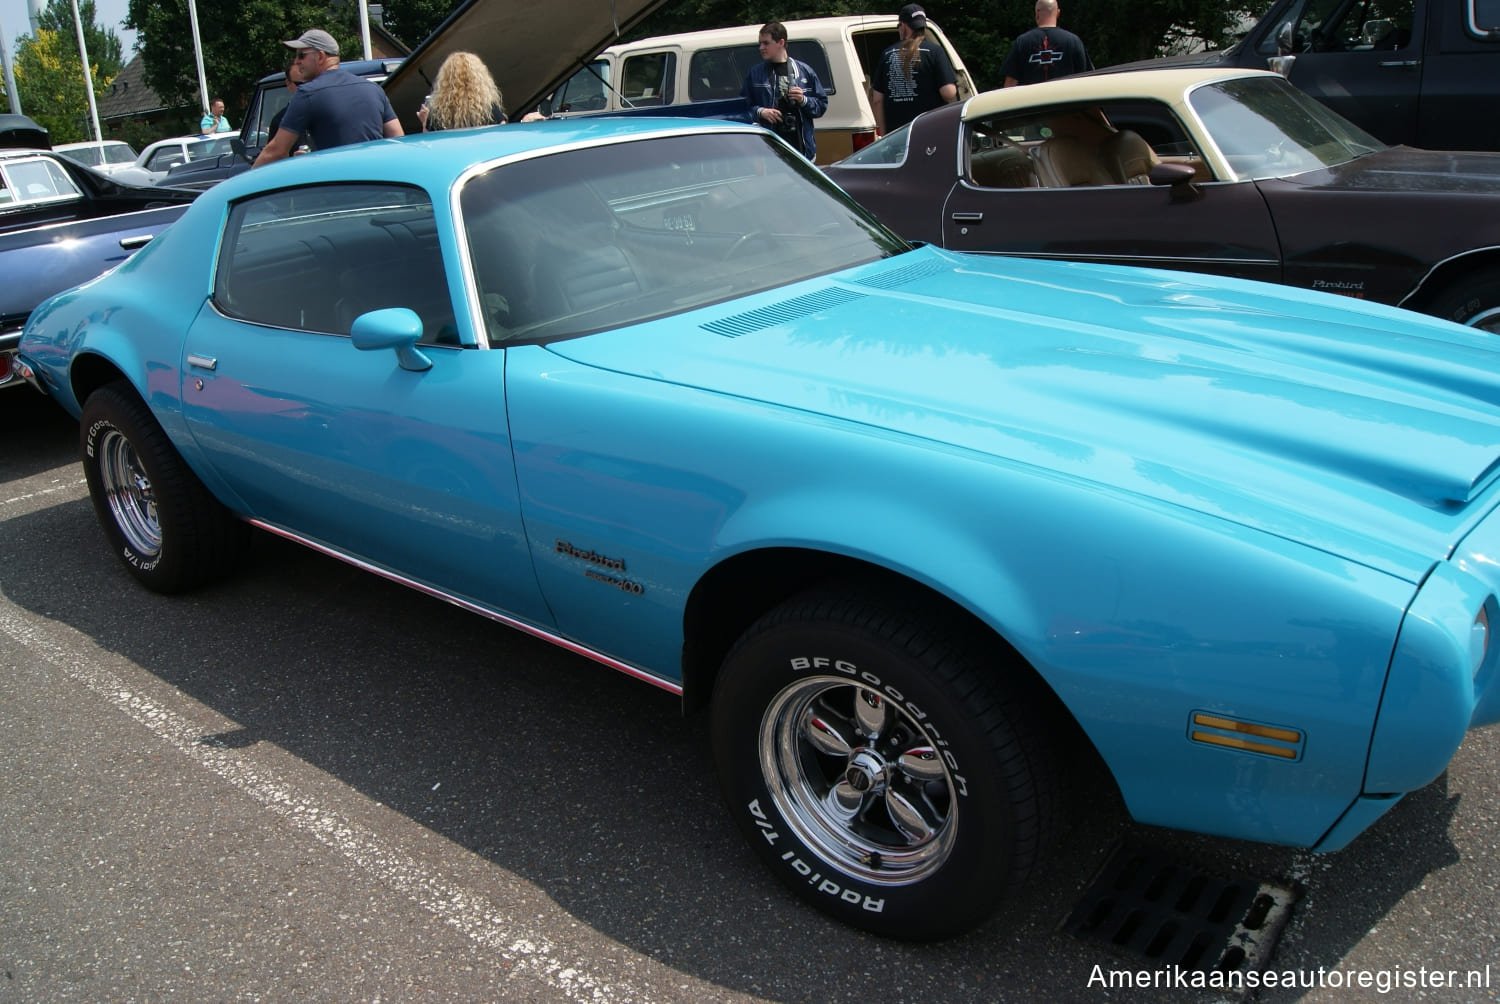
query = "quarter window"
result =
(214, 184, 457, 344)
(0, 158, 81, 203)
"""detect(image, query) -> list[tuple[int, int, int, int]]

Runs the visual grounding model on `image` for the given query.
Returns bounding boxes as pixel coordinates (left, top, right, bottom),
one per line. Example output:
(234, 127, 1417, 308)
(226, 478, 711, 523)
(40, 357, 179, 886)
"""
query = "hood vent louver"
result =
(702, 287, 866, 338)
(853, 257, 948, 290)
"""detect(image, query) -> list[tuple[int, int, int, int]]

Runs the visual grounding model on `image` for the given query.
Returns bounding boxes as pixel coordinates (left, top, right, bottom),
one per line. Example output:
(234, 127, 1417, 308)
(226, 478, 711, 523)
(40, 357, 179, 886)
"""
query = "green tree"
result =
(13, 22, 118, 144)
(34, 0, 124, 81)
(378, 0, 463, 49)
(126, 0, 362, 121)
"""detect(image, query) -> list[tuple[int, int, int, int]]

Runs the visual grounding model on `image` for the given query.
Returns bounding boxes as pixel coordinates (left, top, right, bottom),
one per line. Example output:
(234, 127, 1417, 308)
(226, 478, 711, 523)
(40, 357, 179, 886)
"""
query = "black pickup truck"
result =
(1111, 0, 1499, 150)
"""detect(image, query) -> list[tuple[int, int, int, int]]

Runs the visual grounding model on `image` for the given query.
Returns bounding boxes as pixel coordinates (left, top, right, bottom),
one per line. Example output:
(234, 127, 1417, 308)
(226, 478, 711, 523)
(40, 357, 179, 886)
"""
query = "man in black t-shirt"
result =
(1000, 0, 1092, 86)
(871, 4, 958, 135)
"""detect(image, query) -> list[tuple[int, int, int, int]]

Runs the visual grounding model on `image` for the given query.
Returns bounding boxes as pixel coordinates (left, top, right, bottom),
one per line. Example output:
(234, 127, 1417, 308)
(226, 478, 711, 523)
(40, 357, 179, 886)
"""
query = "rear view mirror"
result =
(1267, 54, 1297, 76)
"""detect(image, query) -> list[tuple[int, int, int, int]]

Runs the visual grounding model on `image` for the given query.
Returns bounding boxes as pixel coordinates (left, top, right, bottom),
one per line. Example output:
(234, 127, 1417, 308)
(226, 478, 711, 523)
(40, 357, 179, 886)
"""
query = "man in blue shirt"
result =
(253, 28, 403, 168)
(200, 98, 231, 135)
(740, 21, 826, 161)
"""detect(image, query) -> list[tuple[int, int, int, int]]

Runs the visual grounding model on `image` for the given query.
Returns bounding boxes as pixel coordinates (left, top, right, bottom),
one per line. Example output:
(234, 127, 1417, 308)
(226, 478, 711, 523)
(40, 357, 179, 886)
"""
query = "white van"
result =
(539, 16, 975, 164)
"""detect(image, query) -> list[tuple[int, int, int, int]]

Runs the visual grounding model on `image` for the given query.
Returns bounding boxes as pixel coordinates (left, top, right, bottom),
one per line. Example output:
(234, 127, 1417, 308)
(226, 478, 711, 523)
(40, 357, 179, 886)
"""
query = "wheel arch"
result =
(680, 546, 1099, 766)
(69, 350, 134, 413)
(1399, 246, 1500, 316)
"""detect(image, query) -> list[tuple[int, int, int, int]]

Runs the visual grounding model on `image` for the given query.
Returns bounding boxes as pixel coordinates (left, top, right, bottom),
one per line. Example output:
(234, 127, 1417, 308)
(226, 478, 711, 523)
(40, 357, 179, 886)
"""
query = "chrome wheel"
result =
(760, 675, 957, 885)
(97, 427, 161, 558)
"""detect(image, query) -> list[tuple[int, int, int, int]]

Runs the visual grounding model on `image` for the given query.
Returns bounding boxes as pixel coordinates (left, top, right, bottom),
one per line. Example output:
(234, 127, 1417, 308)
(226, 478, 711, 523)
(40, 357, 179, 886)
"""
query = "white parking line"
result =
(0, 475, 87, 509)
(0, 603, 656, 1003)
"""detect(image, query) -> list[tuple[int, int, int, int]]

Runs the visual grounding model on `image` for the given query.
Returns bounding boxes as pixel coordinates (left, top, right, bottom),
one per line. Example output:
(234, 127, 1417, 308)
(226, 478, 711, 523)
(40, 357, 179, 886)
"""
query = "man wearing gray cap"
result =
(253, 28, 403, 167)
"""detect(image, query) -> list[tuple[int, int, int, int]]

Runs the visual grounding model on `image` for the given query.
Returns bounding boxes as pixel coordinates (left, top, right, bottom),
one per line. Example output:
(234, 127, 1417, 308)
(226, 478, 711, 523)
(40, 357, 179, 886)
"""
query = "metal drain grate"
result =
(1062, 844, 1299, 973)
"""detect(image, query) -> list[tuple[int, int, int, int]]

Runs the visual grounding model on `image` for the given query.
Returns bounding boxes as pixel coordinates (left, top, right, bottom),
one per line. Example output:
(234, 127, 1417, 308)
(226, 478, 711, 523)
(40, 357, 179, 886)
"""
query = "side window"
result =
(6, 158, 82, 201)
(621, 52, 676, 106)
(146, 147, 185, 172)
(688, 45, 757, 101)
(554, 61, 611, 112)
(1260, 0, 1414, 53)
(786, 41, 836, 94)
(255, 85, 293, 146)
(215, 184, 458, 345)
(1470, 0, 1500, 36)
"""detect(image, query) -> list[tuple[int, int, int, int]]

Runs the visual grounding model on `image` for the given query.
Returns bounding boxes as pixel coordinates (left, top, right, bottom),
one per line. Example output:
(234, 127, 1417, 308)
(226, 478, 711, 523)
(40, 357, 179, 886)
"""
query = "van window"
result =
(621, 52, 676, 106)
(554, 60, 611, 112)
(686, 42, 837, 102)
(1258, 0, 1414, 53)
(1471, 0, 1500, 36)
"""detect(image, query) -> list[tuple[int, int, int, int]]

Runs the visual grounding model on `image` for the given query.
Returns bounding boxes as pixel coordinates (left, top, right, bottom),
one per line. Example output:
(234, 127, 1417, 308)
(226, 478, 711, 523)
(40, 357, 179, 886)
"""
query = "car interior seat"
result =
(1099, 130, 1158, 185)
(1031, 135, 1115, 188)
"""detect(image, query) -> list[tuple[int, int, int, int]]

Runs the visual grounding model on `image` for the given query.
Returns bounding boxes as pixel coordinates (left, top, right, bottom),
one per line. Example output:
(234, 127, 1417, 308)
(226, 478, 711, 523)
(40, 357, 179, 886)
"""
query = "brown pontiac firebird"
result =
(825, 67, 1500, 333)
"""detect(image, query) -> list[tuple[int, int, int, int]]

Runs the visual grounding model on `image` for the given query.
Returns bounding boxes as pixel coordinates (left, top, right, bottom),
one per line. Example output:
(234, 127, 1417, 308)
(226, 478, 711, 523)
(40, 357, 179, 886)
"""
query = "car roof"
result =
(211, 116, 759, 197)
(962, 67, 1278, 121)
(590, 14, 904, 53)
(55, 140, 132, 150)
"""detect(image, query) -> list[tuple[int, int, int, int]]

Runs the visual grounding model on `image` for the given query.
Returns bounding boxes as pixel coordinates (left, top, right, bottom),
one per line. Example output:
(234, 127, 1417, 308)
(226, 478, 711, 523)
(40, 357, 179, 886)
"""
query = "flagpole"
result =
(69, 0, 101, 140)
(185, 0, 210, 127)
(1, 14, 21, 115)
(358, 0, 372, 59)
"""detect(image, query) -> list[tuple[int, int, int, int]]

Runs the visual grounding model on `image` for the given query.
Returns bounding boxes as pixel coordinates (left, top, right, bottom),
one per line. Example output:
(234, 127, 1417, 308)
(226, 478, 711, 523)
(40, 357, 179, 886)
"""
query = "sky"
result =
(1, 0, 138, 66)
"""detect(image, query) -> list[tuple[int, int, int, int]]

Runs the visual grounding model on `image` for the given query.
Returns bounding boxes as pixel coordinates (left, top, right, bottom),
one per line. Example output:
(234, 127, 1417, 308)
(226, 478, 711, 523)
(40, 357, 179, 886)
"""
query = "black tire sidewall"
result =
(711, 612, 1024, 939)
(80, 385, 189, 591)
(1431, 271, 1500, 329)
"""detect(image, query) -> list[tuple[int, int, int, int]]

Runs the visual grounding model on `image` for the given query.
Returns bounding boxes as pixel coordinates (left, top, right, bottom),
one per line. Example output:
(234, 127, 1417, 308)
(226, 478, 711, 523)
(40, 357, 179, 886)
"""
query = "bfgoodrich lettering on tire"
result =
(710, 588, 1053, 939)
(80, 381, 247, 594)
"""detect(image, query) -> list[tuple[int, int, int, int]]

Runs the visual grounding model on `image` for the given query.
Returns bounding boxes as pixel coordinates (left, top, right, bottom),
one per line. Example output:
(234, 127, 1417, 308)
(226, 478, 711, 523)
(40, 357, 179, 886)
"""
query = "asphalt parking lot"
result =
(3, 386, 1498, 1002)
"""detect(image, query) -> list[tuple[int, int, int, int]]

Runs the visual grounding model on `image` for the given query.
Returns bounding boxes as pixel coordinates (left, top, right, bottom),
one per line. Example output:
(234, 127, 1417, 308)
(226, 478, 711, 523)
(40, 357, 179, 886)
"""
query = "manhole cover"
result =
(1063, 844, 1299, 973)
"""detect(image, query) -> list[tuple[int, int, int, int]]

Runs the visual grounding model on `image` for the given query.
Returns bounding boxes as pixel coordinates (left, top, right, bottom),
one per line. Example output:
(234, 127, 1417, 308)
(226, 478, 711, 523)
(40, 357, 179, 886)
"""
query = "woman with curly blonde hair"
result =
(418, 51, 506, 131)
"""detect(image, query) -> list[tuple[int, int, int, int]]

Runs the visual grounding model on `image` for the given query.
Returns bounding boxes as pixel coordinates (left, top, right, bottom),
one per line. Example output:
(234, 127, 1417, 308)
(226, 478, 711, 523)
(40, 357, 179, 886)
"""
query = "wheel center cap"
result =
(845, 749, 886, 793)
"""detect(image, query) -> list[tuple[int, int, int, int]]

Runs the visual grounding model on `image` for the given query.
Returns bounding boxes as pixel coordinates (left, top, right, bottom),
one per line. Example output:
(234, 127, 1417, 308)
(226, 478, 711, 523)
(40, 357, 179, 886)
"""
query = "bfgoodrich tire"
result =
(80, 381, 247, 593)
(710, 588, 1053, 939)
(1428, 269, 1500, 334)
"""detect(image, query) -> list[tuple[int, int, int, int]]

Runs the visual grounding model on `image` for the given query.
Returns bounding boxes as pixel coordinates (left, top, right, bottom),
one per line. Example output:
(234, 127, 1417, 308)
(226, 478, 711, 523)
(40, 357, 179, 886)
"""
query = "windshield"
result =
(1189, 75, 1385, 179)
(61, 146, 103, 166)
(461, 131, 908, 344)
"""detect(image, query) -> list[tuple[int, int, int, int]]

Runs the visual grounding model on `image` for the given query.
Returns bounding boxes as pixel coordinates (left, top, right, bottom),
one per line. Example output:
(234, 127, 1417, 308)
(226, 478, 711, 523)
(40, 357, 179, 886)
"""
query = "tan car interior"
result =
(968, 104, 1210, 190)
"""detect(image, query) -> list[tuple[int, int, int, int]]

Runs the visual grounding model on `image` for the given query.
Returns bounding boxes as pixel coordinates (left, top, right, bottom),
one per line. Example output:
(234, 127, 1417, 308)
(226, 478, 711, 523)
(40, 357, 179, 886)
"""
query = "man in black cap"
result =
(253, 28, 403, 167)
(871, 4, 958, 135)
(1000, 0, 1092, 86)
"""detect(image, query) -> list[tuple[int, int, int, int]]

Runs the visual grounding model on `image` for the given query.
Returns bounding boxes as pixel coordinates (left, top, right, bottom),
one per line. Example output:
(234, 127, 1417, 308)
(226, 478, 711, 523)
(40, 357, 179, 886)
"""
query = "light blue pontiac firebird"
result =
(18, 116, 1500, 939)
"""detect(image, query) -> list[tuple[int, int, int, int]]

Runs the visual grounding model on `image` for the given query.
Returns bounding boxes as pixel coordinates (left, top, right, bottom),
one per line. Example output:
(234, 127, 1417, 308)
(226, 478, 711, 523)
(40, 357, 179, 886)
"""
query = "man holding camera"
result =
(741, 21, 827, 161)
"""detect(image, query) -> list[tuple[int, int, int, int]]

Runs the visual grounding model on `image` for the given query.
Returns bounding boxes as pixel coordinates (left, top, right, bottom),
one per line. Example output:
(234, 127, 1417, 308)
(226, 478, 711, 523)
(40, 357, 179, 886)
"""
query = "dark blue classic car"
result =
(0, 117, 195, 389)
(17, 118, 1500, 939)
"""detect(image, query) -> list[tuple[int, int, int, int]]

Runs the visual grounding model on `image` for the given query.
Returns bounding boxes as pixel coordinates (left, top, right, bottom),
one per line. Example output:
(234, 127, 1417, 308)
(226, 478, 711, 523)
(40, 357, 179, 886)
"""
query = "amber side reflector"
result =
(1190, 712, 1302, 759)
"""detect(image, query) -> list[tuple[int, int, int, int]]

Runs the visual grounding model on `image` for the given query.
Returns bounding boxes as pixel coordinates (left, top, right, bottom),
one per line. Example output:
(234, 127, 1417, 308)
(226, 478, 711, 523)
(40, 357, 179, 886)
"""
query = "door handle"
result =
(951, 212, 984, 223)
(1378, 59, 1420, 67)
(119, 234, 154, 250)
(187, 354, 217, 371)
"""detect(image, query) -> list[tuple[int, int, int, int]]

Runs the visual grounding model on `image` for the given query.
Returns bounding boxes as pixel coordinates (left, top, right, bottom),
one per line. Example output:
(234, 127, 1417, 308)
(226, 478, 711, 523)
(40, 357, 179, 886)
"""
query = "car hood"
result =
(383, 0, 669, 129)
(1296, 147, 1500, 195)
(545, 249, 1500, 578)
